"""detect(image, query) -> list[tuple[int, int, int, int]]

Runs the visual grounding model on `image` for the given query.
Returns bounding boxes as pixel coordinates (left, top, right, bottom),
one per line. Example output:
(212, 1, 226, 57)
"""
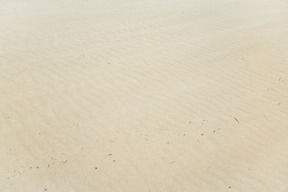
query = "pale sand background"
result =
(1, 0, 288, 191)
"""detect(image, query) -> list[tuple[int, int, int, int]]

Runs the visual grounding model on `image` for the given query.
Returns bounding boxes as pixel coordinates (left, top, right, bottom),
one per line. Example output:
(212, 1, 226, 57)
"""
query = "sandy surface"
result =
(1, 0, 288, 191)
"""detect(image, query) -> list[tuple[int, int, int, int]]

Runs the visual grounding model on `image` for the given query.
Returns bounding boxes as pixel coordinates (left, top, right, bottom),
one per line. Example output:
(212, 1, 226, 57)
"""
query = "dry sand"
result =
(1, 0, 288, 191)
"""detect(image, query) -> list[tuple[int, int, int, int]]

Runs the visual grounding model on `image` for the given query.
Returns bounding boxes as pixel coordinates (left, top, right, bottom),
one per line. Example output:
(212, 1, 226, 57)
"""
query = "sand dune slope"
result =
(1, 0, 288, 191)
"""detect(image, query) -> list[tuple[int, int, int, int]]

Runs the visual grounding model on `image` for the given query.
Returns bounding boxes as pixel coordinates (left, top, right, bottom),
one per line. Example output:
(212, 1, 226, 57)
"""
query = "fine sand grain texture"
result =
(1, 0, 288, 191)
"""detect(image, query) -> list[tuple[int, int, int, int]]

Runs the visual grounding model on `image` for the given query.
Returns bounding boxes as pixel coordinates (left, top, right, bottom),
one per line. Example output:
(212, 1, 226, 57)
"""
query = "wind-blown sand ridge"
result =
(0, 0, 288, 191)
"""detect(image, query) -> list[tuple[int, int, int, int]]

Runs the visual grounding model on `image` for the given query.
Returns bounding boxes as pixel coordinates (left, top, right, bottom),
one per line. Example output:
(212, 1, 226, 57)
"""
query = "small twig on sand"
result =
(234, 117, 240, 123)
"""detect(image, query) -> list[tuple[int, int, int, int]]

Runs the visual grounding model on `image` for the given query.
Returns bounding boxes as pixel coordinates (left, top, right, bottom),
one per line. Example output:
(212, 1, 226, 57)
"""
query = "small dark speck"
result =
(201, 134, 204, 136)
(229, 186, 231, 189)
(234, 117, 240, 123)
(62, 160, 68, 163)
(113, 160, 116, 162)
(36, 166, 39, 169)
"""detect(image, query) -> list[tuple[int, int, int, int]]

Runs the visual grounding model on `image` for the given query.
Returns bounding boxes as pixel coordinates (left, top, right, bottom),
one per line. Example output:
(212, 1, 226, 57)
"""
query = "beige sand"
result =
(1, 0, 288, 191)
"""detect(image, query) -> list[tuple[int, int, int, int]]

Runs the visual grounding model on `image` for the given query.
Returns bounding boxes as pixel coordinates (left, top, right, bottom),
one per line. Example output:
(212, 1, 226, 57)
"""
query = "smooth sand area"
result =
(1, 0, 288, 191)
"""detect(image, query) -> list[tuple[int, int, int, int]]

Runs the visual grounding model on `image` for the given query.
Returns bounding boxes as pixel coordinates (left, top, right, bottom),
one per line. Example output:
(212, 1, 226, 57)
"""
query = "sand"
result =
(1, 0, 288, 191)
